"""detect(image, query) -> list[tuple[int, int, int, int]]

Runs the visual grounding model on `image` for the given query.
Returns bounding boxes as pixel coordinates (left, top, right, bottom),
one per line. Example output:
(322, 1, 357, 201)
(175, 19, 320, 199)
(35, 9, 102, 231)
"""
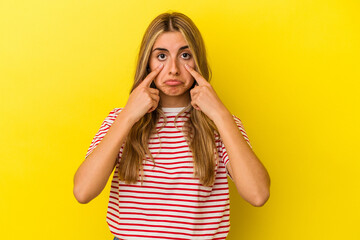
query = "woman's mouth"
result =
(165, 80, 182, 86)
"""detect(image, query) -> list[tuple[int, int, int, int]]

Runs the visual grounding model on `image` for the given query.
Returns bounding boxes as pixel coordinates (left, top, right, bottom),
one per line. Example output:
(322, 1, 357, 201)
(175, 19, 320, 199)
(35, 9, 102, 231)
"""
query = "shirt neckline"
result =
(161, 106, 188, 113)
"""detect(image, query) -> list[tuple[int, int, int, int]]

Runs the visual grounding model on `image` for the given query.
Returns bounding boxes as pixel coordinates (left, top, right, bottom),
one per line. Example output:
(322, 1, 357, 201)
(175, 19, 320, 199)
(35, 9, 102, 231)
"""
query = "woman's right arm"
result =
(73, 63, 163, 204)
(73, 109, 136, 204)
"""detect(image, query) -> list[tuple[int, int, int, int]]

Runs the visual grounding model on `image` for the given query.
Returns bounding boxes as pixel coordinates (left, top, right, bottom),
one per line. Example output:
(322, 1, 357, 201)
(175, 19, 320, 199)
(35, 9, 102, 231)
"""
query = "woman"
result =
(74, 11, 270, 240)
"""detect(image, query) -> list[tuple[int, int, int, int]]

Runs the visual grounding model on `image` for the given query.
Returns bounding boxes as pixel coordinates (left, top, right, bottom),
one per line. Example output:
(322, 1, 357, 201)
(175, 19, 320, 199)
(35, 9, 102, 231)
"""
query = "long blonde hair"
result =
(118, 11, 220, 187)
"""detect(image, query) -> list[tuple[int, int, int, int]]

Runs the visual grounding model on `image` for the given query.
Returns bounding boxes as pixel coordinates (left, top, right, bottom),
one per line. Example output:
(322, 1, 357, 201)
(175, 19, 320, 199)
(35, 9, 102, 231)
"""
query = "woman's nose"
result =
(168, 58, 180, 75)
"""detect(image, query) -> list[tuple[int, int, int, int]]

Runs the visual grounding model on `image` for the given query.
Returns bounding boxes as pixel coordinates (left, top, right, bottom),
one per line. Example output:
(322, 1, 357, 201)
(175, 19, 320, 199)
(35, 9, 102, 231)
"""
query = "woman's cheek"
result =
(150, 62, 157, 71)
(149, 57, 160, 71)
(154, 70, 164, 84)
(185, 59, 195, 69)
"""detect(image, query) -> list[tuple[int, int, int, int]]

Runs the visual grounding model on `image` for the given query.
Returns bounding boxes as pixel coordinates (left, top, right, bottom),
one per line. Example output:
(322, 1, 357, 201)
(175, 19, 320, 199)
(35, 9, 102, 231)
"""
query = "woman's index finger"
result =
(185, 64, 208, 86)
(141, 64, 164, 87)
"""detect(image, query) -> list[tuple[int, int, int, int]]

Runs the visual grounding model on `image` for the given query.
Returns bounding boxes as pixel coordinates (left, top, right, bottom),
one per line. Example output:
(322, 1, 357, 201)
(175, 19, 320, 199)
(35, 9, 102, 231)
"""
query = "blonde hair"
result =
(118, 11, 220, 187)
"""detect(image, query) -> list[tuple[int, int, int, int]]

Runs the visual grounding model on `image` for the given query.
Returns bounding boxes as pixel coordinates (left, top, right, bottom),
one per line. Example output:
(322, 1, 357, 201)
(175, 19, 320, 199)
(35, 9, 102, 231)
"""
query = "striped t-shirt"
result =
(85, 107, 252, 240)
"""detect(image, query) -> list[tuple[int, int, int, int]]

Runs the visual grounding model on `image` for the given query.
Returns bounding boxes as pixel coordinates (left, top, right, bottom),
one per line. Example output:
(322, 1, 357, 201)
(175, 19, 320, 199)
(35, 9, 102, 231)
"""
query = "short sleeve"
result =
(221, 115, 252, 179)
(85, 108, 123, 159)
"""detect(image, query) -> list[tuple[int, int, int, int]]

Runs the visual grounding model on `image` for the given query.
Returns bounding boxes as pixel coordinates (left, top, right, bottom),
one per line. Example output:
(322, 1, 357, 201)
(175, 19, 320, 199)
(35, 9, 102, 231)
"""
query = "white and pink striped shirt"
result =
(85, 107, 252, 240)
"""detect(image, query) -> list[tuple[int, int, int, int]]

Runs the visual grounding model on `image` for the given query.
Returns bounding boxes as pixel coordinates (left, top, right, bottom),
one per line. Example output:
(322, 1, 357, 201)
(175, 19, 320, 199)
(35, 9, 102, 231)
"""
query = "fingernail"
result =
(158, 64, 163, 68)
(185, 64, 189, 68)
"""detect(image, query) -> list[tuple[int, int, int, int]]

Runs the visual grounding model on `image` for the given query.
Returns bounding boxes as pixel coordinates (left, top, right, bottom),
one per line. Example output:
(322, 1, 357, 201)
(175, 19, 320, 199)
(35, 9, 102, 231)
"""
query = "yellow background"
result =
(1, 0, 359, 239)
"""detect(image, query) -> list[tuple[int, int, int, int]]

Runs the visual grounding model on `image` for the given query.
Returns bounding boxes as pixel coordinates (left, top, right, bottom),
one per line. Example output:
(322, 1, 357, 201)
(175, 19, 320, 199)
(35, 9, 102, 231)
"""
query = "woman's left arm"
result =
(185, 64, 270, 207)
(213, 110, 270, 207)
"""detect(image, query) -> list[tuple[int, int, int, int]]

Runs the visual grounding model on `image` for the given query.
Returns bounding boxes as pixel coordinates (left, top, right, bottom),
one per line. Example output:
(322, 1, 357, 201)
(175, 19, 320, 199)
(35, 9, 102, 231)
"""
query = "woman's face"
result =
(148, 31, 196, 106)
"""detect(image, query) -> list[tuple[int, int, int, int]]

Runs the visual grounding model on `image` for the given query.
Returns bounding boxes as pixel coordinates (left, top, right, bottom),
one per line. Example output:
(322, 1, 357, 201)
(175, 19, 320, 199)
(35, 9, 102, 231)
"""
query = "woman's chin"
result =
(159, 87, 191, 98)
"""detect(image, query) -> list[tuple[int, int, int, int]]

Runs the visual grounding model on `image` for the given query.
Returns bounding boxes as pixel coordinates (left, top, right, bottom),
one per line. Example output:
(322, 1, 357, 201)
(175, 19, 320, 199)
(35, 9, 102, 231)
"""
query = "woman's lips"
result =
(165, 80, 182, 86)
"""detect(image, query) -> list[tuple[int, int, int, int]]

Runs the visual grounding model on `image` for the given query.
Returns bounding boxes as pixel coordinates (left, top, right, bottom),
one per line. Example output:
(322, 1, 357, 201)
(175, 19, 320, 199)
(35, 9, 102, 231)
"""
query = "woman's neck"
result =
(159, 92, 191, 108)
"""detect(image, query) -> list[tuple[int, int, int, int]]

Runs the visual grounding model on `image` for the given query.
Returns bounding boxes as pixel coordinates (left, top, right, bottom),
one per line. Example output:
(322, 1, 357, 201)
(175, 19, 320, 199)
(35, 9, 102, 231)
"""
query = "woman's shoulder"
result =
(102, 107, 124, 123)
(111, 107, 124, 115)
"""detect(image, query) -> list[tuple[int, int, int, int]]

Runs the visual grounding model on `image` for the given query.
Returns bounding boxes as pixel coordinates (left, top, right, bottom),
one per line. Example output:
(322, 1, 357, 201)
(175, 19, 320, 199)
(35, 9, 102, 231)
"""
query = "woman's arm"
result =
(184, 64, 270, 206)
(214, 109, 270, 207)
(73, 109, 136, 204)
(74, 64, 163, 204)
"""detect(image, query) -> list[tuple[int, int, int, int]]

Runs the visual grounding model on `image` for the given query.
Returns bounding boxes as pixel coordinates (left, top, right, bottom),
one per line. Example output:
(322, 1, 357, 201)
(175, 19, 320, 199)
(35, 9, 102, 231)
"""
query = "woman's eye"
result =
(157, 53, 166, 61)
(181, 53, 191, 60)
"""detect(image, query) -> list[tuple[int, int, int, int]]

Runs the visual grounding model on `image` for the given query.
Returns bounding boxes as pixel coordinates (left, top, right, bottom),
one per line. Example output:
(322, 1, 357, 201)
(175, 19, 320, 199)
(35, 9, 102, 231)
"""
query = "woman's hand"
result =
(123, 64, 164, 123)
(185, 64, 229, 122)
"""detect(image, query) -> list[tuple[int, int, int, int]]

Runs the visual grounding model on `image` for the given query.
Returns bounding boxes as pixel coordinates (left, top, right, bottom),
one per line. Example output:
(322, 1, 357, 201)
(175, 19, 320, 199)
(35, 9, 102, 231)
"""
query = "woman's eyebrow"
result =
(152, 45, 189, 52)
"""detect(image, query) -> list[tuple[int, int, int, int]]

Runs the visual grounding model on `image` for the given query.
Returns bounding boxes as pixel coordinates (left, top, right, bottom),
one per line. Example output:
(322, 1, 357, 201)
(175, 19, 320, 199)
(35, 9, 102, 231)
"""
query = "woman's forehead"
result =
(152, 31, 189, 50)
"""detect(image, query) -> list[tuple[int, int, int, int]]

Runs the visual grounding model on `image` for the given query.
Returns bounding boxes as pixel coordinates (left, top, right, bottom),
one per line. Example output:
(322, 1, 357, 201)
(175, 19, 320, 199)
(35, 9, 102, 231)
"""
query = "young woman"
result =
(74, 12, 270, 240)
